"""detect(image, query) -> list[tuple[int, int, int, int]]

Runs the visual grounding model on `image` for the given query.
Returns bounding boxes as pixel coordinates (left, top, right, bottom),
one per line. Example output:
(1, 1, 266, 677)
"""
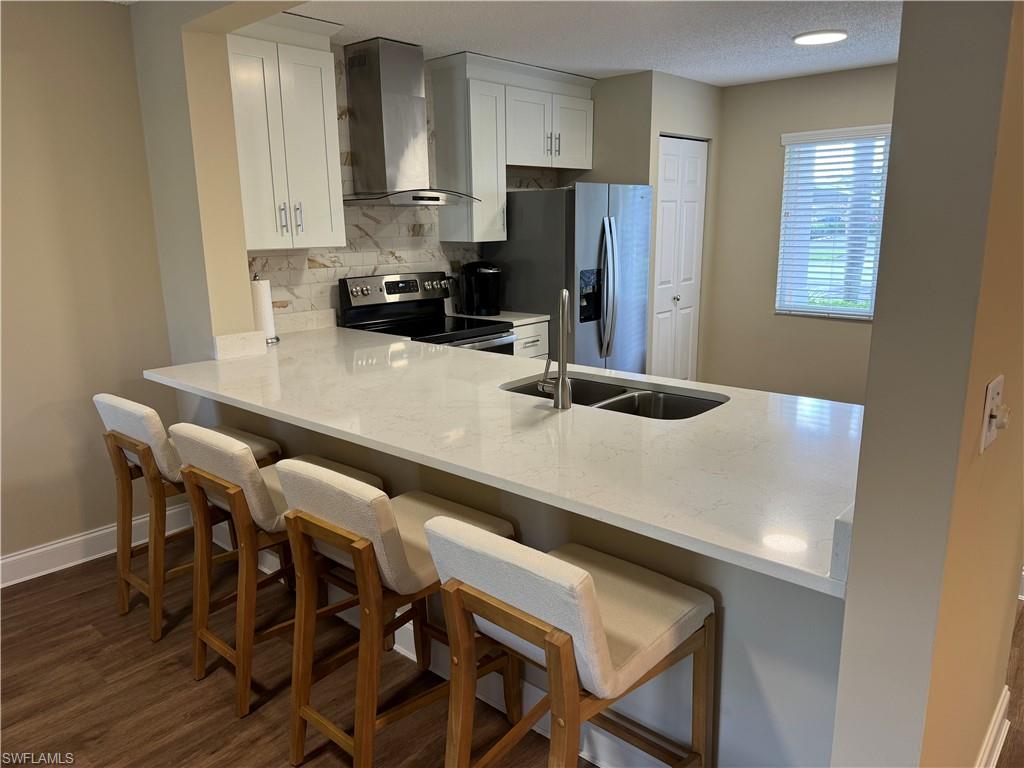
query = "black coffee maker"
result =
(458, 261, 502, 316)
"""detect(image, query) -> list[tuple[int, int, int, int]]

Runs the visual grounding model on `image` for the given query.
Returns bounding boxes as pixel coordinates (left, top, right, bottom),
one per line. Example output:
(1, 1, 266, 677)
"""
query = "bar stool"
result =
(277, 458, 520, 768)
(93, 393, 281, 641)
(426, 517, 718, 768)
(169, 423, 383, 717)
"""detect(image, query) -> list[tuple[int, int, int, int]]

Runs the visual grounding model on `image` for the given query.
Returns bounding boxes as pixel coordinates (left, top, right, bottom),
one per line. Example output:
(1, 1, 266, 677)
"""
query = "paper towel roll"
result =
(251, 279, 278, 344)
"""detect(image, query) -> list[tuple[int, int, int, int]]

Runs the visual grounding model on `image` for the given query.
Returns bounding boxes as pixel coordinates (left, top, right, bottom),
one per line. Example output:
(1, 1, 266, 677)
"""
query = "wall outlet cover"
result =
(980, 374, 1005, 454)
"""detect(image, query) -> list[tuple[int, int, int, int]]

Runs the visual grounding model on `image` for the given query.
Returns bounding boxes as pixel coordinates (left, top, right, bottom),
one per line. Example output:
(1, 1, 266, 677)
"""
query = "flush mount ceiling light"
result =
(793, 30, 848, 46)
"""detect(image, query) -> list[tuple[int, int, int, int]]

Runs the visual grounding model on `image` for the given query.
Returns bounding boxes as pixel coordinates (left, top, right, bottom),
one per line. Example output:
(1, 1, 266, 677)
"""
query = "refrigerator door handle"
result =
(599, 216, 613, 358)
(607, 216, 620, 359)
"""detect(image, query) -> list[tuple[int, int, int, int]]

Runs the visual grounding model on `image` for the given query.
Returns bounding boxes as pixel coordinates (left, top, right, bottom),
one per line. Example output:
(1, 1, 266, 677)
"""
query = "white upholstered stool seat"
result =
(546, 543, 713, 698)
(93, 393, 282, 642)
(93, 393, 281, 484)
(169, 424, 382, 534)
(276, 458, 519, 767)
(168, 424, 384, 719)
(277, 459, 514, 595)
(426, 517, 718, 768)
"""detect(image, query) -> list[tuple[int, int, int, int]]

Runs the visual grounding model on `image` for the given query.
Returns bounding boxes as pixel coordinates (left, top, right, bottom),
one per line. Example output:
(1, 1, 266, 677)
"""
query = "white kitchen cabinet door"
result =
(227, 36, 291, 250)
(468, 79, 507, 242)
(505, 86, 552, 167)
(552, 94, 593, 170)
(277, 44, 346, 248)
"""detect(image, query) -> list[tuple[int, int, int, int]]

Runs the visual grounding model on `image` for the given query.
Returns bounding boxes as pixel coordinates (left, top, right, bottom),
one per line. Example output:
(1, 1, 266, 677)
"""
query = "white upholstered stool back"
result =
(425, 516, 617, 698)
(277, 458, 419, 595)
(169, 423, 278, 531)
(93, 393, 183, 482)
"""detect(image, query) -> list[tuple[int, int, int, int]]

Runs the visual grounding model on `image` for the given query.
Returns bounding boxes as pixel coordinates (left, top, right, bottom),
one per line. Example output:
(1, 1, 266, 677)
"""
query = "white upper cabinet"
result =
(552, 94, 593, 170)
(468, 80, 508, 241)
(228, 36, 345, 250)
(505, 88, 593, 170)
(227, 37, 290, 251)
(428, 53, 592, 242)
(432, 65, 508, 242)
(505, 86, 552, 166)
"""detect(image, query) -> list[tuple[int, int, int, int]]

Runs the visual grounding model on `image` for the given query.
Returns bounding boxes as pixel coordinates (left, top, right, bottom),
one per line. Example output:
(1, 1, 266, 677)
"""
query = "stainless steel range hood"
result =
(344, 38, 475, 206)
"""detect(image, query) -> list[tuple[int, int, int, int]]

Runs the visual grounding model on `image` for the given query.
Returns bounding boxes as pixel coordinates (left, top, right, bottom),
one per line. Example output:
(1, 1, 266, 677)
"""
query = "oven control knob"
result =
(430, 280, 439, 289)
(360, 286, 371, 296)
(440, 279, 448, 288)
(350, 287, 360, 297)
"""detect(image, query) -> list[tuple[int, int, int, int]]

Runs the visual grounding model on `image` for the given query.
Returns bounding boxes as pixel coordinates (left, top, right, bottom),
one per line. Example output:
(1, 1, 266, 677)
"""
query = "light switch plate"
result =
(980, 374, 1005, 454)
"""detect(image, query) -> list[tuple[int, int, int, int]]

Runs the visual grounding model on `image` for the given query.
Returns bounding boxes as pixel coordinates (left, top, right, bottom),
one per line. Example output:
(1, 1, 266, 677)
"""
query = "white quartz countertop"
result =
(448, 310, 549, 326)
(145, 327, 861, 596)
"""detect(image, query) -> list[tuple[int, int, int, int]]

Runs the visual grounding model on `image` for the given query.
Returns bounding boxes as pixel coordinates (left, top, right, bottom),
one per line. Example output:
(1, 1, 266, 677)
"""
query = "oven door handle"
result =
(449, 332, 518, 351)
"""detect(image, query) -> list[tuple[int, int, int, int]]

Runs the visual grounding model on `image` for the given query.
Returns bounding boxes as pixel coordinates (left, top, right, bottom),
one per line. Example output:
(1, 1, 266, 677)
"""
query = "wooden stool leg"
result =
(147, 490, 167, 642)
(278, 541, 296, 591)
(412, 598, 431, 671)
(440, 581, 478, 768)
(287, 521, 318, 766)
(545, 629, 581, 768)
(189, 488, 214, 681)
(235, 535, 259, 718)
(353, 599, 384, 768)
(692, 613, 716, 768)
(502, 654, 523, 724)
(114, 463, 133, 616)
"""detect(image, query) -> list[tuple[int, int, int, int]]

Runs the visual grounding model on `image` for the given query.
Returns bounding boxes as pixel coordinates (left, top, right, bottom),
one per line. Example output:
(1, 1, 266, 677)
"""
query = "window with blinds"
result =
(775, 125, 891, 319)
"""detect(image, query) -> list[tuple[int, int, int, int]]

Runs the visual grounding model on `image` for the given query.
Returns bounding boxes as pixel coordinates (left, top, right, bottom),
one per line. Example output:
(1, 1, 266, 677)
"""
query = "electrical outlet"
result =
(980, 374, 1009, 454)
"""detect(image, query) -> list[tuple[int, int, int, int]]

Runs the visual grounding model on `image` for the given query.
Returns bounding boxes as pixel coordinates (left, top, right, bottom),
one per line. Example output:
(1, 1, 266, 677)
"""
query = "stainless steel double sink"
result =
(502, 373, 728, 420)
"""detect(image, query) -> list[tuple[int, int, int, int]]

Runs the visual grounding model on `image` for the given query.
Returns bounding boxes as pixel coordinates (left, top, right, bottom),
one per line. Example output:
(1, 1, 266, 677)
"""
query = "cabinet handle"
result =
(294, 202, 304, 233)
(523, 338, 540, 347)
(502, 205, 506, 231)
(555, 133, 561, 156)
(546, 133, 552, 155)
(279, 202, 289, 233)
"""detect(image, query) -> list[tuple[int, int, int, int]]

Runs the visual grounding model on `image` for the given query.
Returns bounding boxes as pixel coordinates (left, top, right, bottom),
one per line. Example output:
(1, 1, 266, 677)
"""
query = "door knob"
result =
(672, 295, 681, 302)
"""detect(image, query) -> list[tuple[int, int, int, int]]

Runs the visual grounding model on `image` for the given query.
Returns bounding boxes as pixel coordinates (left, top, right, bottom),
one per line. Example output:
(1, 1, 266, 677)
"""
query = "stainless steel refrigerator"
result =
(482, 182, 652, 373)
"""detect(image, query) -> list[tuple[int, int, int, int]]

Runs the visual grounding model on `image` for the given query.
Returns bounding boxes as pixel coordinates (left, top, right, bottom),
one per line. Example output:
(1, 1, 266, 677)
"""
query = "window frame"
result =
(774, 123, 892, 322)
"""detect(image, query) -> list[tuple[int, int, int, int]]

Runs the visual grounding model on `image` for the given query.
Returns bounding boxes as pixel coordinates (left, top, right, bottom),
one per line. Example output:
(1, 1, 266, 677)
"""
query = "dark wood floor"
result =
(3, 544, 1022, 768)
(997, 601, 1024, 768)
(0, 540, 562, 767)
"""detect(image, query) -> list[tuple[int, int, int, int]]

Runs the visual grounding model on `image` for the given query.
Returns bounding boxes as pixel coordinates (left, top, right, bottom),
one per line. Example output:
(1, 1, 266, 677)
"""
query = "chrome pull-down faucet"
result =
(538, 289, 572, 409)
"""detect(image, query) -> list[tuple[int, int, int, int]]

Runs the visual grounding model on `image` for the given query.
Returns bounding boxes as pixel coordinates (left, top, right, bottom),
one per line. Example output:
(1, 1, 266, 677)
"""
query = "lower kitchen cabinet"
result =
(513, 321, 549, 358)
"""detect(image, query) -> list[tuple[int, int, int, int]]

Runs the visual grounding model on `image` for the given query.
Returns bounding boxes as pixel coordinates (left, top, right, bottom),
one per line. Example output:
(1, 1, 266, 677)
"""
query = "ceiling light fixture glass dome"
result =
(793, 30, 849, 46)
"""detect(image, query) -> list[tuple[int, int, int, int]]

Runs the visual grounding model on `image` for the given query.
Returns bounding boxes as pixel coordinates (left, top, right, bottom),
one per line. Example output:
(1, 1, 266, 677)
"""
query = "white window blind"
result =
(775, 125, 891, 319)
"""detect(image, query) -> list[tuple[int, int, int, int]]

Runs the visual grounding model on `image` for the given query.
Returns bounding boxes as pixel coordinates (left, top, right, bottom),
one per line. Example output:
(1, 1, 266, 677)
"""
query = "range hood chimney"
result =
(344, 38, 474, 206)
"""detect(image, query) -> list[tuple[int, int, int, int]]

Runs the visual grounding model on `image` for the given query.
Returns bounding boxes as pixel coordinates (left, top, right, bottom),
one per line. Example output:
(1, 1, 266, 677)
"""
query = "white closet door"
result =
(227, 36, 291, 250)
(650, 136, 708, 380)
(505, 86, 552, 167)
(277, 44, 346, 248)
(469, 80, 507, 242)
(552, 94, 593, 170)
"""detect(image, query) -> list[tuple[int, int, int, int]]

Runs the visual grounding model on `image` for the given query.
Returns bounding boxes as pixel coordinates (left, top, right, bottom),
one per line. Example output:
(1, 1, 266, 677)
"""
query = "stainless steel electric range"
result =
(337, 271, 517, 354)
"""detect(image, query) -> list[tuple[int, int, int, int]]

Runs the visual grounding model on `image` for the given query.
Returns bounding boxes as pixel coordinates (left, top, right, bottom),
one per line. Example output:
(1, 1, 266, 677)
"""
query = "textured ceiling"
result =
(292, 1, 902, 86)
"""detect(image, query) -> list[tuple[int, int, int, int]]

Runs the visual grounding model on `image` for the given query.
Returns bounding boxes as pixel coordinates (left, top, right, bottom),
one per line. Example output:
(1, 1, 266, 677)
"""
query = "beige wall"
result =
(648, 72, 721, 377)
(702, 65, 897, 403)
(130, 2, 292, 363)
(920, 5, 1023, 764)
(1, 2, 179, 553)
(584, 71, 654, 186)
(832, 3, 1018, 763)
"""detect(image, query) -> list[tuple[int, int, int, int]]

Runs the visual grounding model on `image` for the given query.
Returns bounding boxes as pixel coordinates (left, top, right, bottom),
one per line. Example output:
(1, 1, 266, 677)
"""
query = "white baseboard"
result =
(0, 502, 193, 588)
(976, 685, 1011, 768)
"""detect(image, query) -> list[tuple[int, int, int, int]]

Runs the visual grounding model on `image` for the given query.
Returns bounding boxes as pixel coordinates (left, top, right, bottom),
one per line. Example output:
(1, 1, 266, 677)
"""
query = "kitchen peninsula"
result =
(145, 326, 861, 766)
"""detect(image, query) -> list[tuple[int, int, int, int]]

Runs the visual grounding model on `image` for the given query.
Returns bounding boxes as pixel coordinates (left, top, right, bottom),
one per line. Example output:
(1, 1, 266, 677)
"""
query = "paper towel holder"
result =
(252, 274, 280, 345)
